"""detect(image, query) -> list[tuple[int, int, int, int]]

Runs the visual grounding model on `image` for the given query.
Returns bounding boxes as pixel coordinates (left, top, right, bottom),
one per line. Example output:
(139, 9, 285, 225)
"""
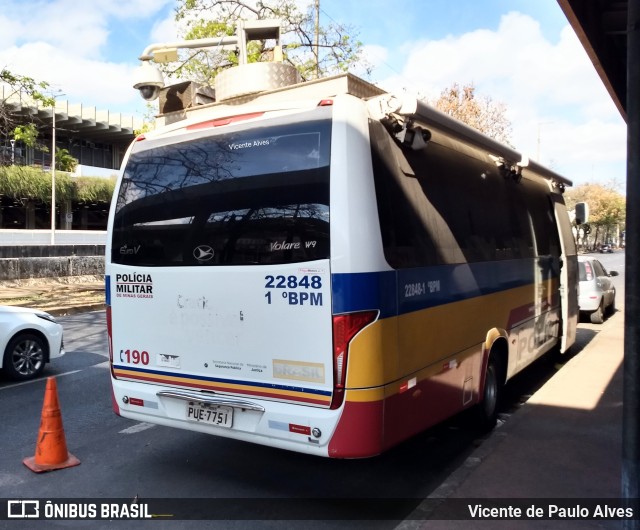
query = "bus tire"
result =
(473, 354, 502, 431)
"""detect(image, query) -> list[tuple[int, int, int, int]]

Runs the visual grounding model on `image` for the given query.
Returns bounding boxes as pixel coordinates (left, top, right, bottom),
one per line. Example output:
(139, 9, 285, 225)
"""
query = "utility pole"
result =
(314, 0, 320, 79)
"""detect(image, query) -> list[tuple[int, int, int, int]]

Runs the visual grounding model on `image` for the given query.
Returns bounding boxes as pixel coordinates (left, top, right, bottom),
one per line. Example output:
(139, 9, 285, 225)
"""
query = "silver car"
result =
(578, 256, 618, 324)
(0, 306, 65, 381)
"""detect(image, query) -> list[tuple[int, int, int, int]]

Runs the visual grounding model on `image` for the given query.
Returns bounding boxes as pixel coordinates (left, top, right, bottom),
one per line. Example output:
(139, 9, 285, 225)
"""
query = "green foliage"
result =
(565, 183, 626, 227)
(0, 166, 114, 204)
(74, 176, 116, 203)
(169, 0, 365, 85)
(12, 123, 40, 148)
(55, 148, 78, 173)
(134, 102, 159, 136)
(184, 21, 234, 40)
(0, 166, 53, 201)
(1, 69, 56, 144)
(2, 69, 66, 170)
(0, 69, 55, 107)
(565, 183, 626, 248)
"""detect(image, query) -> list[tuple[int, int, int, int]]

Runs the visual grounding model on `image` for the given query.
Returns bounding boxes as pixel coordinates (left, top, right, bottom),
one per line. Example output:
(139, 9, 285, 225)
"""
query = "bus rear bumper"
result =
(111, 378, 346, 457)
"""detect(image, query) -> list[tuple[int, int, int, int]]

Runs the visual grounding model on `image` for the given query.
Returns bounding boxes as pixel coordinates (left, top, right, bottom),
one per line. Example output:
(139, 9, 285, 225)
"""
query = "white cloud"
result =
(150, 13, 181, 44)
(351, 44, 390, 79)
(0, 42, 141, 110)
(372, 11, 626, 187)
(0, 0, 173, 116)
(0, 14, 25, 50)
(2, 0, 173, 60)
(97, 0, 174, 20)
(5, 1, 110, 59)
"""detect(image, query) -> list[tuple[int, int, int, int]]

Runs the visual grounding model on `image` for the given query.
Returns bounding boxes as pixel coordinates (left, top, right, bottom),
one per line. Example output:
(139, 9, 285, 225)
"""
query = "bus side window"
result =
(402, 134, 530, 264)
(370, 121, 441, 268)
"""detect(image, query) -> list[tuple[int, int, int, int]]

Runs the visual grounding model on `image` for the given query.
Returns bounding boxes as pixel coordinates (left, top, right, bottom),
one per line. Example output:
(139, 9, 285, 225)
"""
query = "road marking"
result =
(0, 361, 109, 391)
(93, 360, 110, 369)
(119, 422, 156, 434)
(0, 369, 82, 391)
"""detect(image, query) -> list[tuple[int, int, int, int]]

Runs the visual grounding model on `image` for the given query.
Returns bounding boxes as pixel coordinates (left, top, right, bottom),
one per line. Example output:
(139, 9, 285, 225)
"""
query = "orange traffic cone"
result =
(23, 377, 80, 473)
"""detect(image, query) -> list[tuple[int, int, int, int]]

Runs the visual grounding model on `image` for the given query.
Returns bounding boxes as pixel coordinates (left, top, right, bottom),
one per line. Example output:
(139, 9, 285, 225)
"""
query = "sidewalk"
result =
(0, 276, 105, 316)
(399, 308, 625, 529)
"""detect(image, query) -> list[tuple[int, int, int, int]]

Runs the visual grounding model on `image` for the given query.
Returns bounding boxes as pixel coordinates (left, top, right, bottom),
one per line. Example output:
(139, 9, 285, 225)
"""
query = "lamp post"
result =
(51, 102, 56, 245)
(536, 121, 554, 162)
(9, 139, 15, 165)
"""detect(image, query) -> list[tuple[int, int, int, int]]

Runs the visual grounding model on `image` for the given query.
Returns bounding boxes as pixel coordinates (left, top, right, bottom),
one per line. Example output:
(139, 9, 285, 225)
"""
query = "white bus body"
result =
(106, 74, 578, 458)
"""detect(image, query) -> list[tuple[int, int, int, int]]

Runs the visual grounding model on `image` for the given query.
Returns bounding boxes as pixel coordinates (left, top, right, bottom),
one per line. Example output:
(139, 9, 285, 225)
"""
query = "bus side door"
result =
(552, 194, 579, 353)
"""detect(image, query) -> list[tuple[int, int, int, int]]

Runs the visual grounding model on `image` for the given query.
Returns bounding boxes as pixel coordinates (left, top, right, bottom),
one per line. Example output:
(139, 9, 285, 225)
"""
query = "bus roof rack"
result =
(368, 93, 573, 189)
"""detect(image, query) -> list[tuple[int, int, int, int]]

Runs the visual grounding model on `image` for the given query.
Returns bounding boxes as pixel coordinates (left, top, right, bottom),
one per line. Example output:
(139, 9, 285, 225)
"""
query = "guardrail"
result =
(0, 230, 106, 246)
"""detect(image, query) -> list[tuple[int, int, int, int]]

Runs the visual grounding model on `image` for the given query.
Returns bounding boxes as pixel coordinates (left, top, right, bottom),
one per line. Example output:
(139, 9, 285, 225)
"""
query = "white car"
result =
(0, 306, 65, 381)
(578, 256, 618, 324)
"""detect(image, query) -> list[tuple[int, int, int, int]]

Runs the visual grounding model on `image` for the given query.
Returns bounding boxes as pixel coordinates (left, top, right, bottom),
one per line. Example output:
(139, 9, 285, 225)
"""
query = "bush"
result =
(75, 176, 117, 203)
(0, 166, 115, 203)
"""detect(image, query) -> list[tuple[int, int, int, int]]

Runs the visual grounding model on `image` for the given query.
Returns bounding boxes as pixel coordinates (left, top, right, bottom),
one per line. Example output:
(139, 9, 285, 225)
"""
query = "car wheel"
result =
(3, 332, 47, 381)
(607, 295, 616, 316)
(590, 302, 604, 324)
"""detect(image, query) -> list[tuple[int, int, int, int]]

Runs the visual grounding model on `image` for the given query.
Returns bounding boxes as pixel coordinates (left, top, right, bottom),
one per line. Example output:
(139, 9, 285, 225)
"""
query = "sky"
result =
(0, 0, 627, 190)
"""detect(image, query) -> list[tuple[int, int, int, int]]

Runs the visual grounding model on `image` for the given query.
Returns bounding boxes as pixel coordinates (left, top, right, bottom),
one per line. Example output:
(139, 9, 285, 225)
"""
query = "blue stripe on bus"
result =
(105, 275, 111, 306)
(112, 364, 333, 397)
(330, 270, 398, 319)
(331, 258, 559, 318)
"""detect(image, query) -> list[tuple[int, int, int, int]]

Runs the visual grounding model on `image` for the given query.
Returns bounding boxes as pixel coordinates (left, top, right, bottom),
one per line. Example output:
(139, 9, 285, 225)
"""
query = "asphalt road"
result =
(0, 312, 484, 529)
(0, 251, 626, 529)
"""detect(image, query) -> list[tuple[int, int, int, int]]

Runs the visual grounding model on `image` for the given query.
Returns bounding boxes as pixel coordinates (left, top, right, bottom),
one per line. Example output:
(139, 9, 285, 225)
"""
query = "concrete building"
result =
(0, 83, 142, 238)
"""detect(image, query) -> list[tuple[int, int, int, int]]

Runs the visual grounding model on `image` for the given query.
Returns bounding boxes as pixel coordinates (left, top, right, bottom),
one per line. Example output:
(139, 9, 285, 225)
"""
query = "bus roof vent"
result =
(215, 62, 301, 101)
(215, 20, 299, 101)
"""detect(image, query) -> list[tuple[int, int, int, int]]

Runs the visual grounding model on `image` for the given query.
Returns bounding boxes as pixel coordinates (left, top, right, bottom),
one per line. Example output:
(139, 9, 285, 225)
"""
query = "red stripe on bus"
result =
(328, 400, 384, 458)
(115, 372, 330, 406)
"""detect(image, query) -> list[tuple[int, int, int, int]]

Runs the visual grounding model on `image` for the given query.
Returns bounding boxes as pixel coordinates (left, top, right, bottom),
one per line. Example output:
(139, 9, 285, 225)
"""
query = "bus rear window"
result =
(112, 114, 331, 266)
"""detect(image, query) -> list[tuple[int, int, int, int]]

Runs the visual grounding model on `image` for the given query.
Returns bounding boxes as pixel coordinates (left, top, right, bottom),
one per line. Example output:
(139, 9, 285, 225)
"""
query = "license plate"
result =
(186, 404, 233, 428)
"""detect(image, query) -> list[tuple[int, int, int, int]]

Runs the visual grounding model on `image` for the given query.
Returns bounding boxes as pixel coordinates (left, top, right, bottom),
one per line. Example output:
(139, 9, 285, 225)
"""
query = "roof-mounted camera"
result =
(132, 61, 165, 101)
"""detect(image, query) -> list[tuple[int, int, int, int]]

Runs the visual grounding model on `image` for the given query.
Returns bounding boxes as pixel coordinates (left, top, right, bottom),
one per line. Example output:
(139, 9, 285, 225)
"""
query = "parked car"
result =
(0, 306, 65, 381)
(578, 256, 618, 324)
(599, 244, 613, 253)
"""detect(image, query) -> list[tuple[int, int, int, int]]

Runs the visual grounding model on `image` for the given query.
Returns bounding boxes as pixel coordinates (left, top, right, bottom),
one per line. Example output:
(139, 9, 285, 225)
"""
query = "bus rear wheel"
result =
(473, 354, 502, 431)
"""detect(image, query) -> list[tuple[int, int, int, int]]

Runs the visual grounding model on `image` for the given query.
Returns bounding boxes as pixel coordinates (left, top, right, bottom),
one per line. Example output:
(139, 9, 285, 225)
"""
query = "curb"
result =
(46, 303, 106, 317)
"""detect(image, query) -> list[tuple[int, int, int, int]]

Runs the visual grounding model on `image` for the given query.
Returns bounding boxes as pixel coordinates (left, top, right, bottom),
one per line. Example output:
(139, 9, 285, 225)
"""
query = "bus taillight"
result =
(330, 311, 378, 409)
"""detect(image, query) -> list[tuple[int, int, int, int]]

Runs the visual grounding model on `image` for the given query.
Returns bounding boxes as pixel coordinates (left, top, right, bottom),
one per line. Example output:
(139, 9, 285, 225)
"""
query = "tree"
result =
(429, 83, 513, 145)
(565, 183, 626, 249)
(169, 0, 366, 85)
(1, 69, 55, 164)
(12, 123, 40, 148)
(55, 148, 78, 173)
(133, 103, 157, 136)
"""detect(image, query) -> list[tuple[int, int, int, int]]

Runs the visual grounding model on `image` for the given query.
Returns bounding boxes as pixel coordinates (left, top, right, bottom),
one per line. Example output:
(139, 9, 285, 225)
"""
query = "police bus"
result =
(105, 71, 581, 458)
